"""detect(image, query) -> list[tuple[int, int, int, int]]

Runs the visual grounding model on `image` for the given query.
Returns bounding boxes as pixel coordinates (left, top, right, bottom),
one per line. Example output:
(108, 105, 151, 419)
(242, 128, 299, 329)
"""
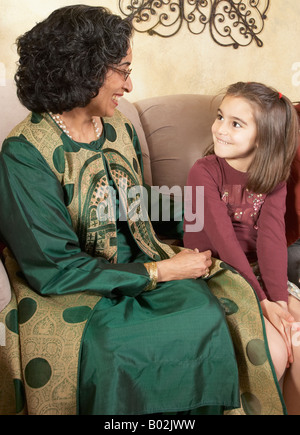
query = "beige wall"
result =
(0, 0, 299, 111)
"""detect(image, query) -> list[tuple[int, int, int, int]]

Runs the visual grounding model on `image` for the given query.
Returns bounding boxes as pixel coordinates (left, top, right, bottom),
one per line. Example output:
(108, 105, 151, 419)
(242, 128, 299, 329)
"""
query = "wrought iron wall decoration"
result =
(118, 0, 270, 48)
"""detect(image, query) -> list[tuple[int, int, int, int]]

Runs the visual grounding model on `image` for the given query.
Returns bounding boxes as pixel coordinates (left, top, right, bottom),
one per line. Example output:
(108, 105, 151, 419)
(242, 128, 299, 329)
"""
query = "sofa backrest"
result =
(0, 80, 28, 147)
(119, 94, 220, 188)
(119, 95, 220, 189)
(133, 94, 220, 190)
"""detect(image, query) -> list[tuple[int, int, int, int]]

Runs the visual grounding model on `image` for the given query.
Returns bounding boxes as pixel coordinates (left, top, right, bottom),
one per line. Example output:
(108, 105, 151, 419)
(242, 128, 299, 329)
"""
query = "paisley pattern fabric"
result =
(0, 252, 286, 415)
(7, 112, 174, 263)
(0, 111, 286, 415)
(206, 263, 286, 415)
(0, 250, 100, 415)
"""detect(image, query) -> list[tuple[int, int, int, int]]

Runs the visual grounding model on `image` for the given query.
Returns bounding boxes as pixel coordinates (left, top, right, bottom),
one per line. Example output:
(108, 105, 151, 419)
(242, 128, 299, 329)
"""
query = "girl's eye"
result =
(233, 121, 241, 128)
(217, 114, 224, 121)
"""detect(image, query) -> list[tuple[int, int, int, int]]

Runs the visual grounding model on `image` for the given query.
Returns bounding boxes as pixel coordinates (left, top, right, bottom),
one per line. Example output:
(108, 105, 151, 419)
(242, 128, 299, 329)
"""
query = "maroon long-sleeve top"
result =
(184, 155, 288, 302)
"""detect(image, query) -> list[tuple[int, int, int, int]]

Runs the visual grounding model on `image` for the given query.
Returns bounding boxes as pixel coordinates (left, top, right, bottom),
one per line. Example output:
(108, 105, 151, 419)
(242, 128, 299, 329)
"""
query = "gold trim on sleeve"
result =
(143, 262, 158, 292)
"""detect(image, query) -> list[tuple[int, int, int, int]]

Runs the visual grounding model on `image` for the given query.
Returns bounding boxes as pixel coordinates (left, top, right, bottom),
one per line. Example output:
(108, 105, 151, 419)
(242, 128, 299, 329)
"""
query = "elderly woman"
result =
(0, 4, 238, 416)
(0, 6, 284, 416)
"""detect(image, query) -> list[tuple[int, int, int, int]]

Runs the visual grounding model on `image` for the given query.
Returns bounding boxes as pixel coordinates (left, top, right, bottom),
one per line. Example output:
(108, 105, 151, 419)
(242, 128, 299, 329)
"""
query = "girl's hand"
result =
(157, 249, 212, 282)
(260, 299, 296, 366)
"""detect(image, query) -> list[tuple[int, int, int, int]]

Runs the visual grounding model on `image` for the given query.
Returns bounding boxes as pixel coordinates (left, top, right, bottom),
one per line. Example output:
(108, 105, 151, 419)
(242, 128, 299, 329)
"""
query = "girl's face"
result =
(212, 96, 258, 172)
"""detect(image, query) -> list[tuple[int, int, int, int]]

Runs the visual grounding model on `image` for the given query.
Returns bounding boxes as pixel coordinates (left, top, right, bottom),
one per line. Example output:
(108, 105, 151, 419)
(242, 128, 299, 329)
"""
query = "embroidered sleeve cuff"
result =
(143, 262, 158, 292)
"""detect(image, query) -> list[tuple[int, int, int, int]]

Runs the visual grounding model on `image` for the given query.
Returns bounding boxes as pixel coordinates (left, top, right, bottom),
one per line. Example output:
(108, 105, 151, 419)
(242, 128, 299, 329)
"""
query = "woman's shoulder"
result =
(6, 112, 59, 148)
(6, 112, 33, 140)
(2, 113, 41, 155)
(103, 109, 132, 128)
(102, 109, 135, 141)
(1, 113, 65, 176)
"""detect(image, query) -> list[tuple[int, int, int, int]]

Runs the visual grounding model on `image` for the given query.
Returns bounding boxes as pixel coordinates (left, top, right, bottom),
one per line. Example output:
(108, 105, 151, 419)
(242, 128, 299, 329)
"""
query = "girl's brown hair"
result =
(206, 82, 299, 194)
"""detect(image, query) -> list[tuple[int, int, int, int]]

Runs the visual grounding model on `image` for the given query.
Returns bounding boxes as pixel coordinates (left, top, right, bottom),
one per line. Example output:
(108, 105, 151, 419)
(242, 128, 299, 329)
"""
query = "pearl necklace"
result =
(49, 112, 101, 140)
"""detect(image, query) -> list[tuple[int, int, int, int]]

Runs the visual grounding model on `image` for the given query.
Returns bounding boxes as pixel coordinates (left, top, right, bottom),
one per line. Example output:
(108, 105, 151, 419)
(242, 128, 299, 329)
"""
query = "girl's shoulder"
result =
(191, 154, 220, 171)
(188, 154, 222, 184)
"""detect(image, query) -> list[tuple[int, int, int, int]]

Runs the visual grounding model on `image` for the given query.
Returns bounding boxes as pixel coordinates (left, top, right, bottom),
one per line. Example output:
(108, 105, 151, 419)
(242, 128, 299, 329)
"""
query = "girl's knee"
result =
(264, 318, 288, 380)
(270, 342, 288, 381)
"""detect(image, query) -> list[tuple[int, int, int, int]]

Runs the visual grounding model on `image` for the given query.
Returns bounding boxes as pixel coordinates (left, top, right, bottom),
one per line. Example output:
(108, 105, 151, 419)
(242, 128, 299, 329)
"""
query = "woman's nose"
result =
(124, 76, 133, 93)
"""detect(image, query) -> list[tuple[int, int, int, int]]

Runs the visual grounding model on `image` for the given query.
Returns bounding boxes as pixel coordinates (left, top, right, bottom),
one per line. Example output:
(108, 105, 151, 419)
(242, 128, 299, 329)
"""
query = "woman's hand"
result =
(260, 299, 296, 366)
(156, 249, 212, 282)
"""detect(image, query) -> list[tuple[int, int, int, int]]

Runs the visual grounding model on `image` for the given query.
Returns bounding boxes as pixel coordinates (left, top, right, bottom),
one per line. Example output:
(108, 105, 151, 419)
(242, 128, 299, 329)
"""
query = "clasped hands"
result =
(156, 248, 212, 283)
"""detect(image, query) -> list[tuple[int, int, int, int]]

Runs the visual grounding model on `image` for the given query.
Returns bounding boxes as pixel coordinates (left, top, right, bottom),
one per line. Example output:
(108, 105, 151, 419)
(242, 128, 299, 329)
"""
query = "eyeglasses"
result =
(110, 66, 132, 81)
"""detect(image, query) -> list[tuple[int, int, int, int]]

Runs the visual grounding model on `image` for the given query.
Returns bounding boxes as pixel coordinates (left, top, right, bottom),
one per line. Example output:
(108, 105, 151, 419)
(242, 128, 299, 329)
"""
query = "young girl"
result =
(286, 103, 300, 287)
(184, 82, 300, 414)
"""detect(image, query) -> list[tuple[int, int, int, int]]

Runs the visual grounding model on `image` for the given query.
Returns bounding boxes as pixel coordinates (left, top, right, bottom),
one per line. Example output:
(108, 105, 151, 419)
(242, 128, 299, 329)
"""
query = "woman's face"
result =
(211, 95, 258, 172)
(87, 46, 133, 118)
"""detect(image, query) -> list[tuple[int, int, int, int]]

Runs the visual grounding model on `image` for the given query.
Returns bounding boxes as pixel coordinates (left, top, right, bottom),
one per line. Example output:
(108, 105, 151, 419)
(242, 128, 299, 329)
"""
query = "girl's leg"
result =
(264, 317, 288, 381)
(283, 295, 300, 415)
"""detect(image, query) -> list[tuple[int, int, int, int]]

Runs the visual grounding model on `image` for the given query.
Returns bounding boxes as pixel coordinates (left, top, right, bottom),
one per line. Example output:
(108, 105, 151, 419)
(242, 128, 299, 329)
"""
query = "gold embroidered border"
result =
(143, 262, 158, 292)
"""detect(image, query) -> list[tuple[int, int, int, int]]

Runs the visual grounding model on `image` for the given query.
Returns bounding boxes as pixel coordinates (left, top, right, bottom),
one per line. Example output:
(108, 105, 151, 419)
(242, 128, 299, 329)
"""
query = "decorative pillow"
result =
(0, 259, 11, 312)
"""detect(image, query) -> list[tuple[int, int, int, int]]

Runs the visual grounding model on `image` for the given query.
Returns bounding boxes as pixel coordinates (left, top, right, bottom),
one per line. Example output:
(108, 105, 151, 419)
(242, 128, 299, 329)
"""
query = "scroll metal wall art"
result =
(118, 0, 270, 48)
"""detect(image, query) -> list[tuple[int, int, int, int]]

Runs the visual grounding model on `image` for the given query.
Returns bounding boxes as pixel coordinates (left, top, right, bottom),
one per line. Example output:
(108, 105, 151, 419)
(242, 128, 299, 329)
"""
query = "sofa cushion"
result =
(134, 94, 221, 190)
(118, 97, 153, 185)
(0, 259, 11, 313)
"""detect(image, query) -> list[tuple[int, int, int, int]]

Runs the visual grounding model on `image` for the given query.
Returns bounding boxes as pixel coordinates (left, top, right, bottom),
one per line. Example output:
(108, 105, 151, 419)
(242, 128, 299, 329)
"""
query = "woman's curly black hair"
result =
(15, 5, 133, 113)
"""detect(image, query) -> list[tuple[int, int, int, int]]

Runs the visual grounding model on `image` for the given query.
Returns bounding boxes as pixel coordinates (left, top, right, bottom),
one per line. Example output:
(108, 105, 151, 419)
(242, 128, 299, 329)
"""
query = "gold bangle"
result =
(144, 262, 158, 292)
(202, 268, 210, 279)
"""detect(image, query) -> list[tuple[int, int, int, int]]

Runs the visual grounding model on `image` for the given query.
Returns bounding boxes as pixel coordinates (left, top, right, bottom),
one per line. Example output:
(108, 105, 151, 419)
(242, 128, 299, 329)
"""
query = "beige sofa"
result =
(0, 89, 297, 416)
(118, 94, 220, 188)
(0, 89, 220, 313)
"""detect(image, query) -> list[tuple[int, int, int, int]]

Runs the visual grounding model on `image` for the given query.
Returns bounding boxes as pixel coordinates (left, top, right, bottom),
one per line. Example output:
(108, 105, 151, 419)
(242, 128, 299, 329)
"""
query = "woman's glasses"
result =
(110, 66, 132, 81)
